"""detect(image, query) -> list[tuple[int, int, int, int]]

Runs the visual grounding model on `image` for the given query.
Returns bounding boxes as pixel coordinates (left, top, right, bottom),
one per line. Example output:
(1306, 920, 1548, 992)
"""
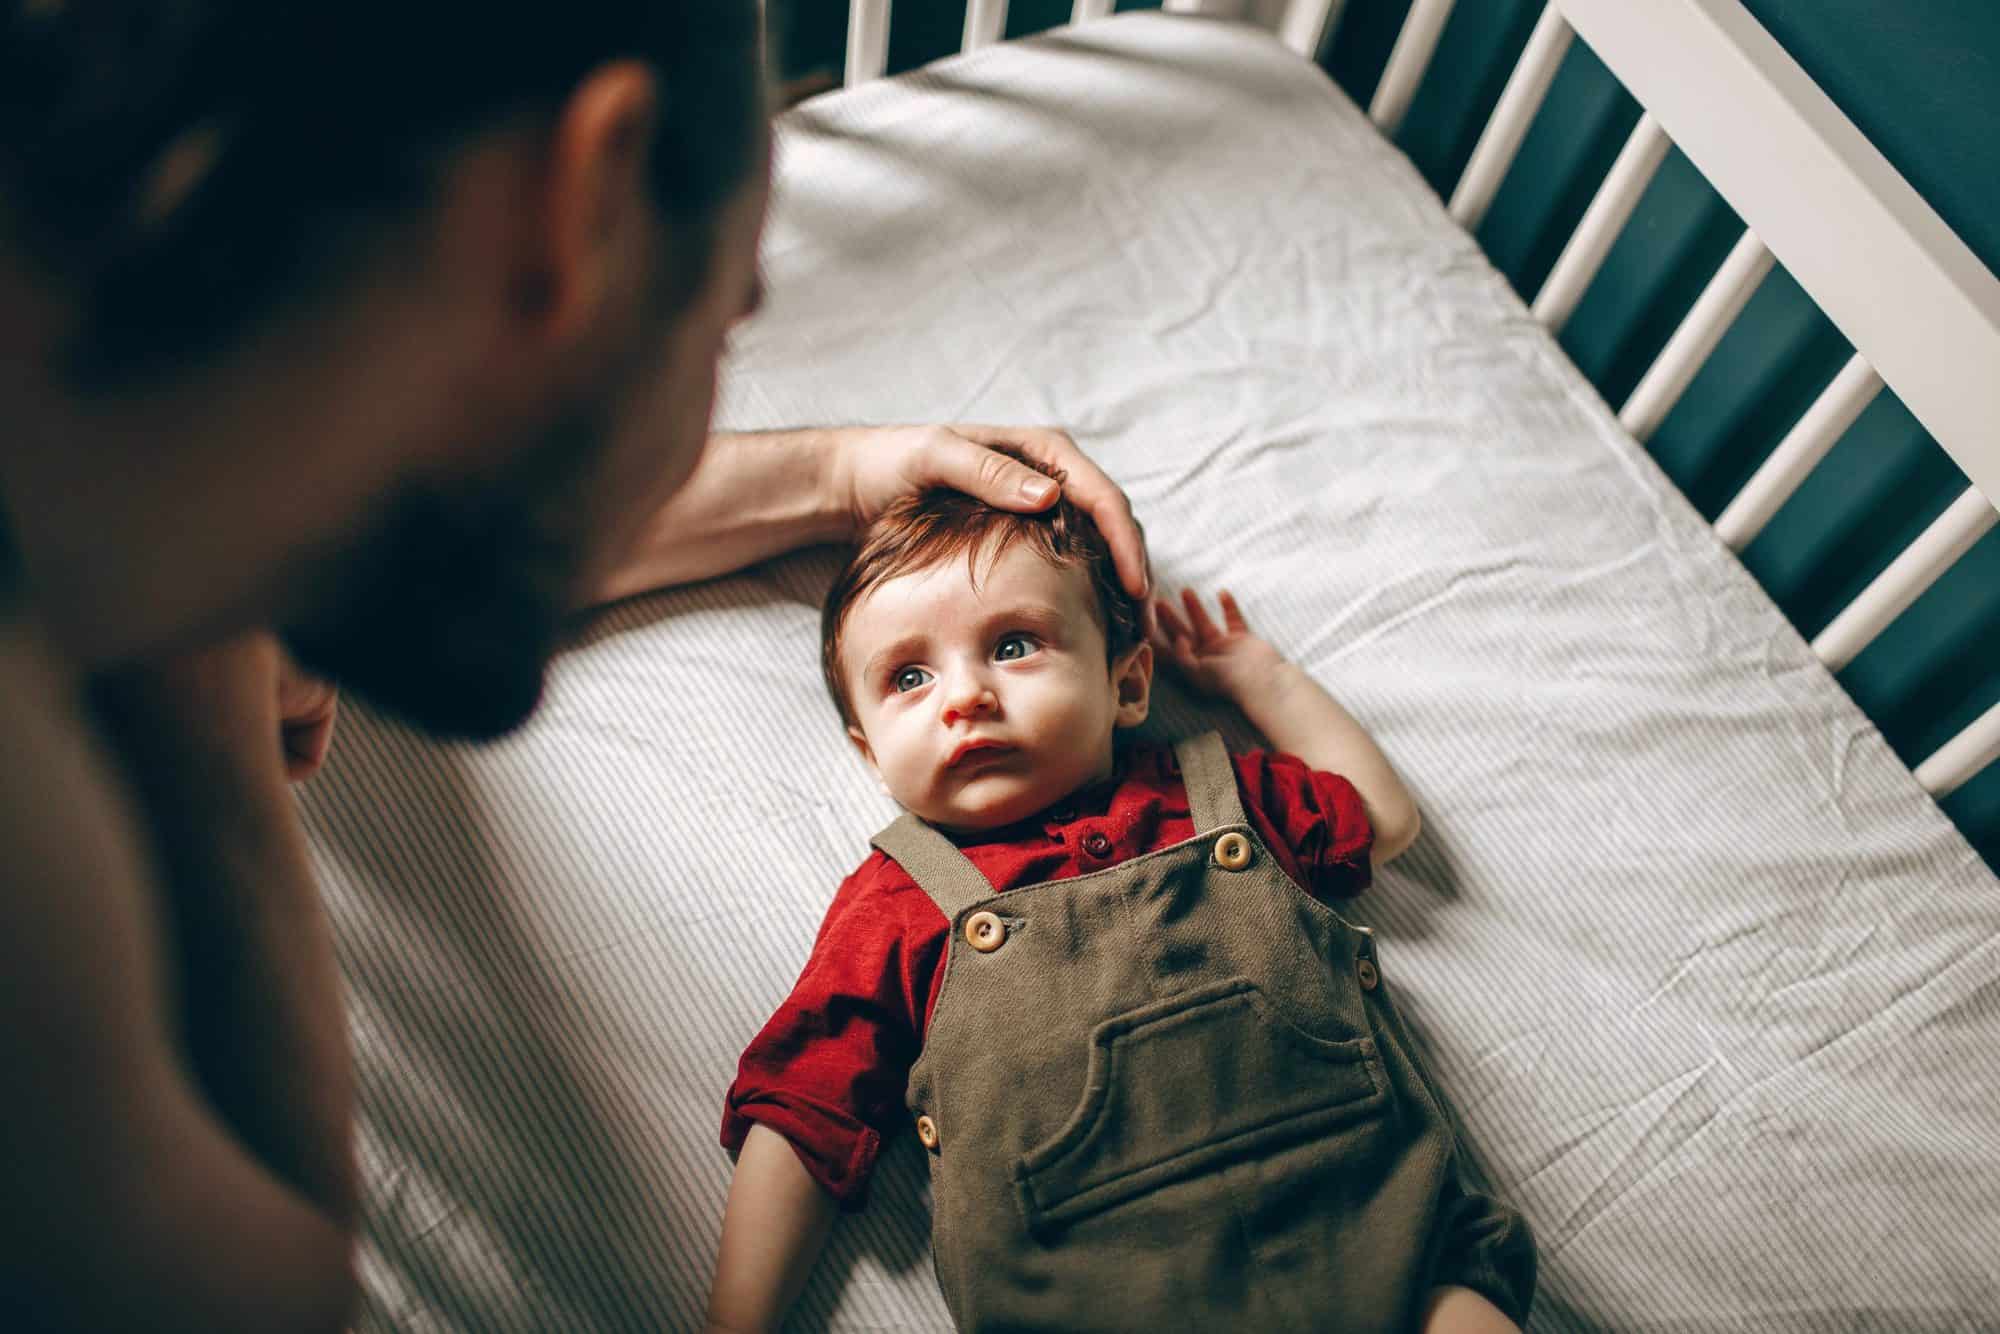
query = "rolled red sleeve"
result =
(1233, 749, 1373, 903)
(721, 860, 944, 1207)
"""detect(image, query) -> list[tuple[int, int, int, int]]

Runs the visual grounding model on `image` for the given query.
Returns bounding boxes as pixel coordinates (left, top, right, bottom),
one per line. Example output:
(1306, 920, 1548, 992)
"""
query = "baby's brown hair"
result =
(821, 452, 1143, 727)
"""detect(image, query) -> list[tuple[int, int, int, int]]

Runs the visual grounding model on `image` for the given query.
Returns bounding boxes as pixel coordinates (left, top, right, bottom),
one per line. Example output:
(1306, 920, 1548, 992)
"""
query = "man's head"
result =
(0, 0, 768, 737)
(824, 459, 1152, 830)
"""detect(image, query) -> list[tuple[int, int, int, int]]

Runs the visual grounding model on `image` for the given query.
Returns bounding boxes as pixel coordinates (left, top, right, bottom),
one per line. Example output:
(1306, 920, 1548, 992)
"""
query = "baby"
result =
(706, 467, 1535, 1333)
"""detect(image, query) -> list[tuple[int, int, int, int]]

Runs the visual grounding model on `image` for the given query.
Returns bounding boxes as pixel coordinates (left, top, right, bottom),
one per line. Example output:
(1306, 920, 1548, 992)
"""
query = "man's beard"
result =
(281, 416, 606, 743)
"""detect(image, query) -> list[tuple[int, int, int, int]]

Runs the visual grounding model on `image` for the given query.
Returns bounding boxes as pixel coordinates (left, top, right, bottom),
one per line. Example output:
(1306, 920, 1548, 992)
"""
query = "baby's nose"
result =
(940, 680, 998, 726)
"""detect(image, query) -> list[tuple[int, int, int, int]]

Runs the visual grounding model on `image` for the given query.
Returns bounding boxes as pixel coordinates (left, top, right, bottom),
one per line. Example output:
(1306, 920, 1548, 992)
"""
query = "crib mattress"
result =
(301, 14, 2000, 1330)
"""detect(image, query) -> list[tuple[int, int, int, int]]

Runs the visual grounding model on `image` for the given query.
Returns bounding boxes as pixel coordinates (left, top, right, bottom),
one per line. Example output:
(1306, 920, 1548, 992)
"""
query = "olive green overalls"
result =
(871, 733, 1534, 1332)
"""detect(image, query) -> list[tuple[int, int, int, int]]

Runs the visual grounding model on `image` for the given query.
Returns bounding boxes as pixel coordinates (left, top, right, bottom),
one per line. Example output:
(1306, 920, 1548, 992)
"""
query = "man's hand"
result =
(93, 632, 339, 783)
(838, 424, 1151, 600)
(595, 424, 1150, 604)
(276, 646, 339, 782)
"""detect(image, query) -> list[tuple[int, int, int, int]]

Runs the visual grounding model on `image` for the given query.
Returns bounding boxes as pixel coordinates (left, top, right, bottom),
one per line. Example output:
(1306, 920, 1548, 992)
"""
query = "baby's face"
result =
(841, 541, 1151, 831)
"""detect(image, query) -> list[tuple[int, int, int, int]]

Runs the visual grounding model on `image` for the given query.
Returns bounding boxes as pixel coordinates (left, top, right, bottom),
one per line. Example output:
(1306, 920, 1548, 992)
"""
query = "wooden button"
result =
(1213, 831, 1252, 871)
(915, 1114, 940, 1150)
(964, 910, 1007, 953)
(1356, 958, 1380, 991)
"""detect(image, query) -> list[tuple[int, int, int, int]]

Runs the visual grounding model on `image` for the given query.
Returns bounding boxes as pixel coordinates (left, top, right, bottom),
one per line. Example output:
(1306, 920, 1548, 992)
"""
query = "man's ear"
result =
(1112, 641, 1153, 728)
(519, 60, 659, 338)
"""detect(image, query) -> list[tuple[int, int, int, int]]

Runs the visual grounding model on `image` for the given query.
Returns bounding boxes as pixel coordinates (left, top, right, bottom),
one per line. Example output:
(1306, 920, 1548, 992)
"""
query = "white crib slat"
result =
(964, 0, 1008, 50)
(845, 0, 891, 86)
(1531, 112, 1670, 333)
(1811, 487, 1999, 672)
(1368, 0, 1456, 137)
(1276, 0, 1347, 58)
(1618, 228, 1773, 444)
(1072, 0, 1115, 22)
(1915, 701, 2000, 800)
(1714, 354, 1883, 551)
(1448, 5, 1572, 231)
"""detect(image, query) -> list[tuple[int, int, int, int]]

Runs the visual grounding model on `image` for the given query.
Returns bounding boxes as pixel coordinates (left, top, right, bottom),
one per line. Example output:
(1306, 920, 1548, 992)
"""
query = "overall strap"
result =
(1175, 730, 1249, 835)
(871, 813, 998, 922)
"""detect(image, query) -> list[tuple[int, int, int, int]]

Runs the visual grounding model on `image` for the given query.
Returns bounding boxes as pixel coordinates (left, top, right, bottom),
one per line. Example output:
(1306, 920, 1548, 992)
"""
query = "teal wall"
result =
(776, 2, 1999, 870)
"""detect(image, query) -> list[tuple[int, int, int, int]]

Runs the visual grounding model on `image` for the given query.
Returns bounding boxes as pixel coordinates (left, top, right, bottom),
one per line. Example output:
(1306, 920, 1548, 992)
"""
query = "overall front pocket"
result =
(1012, 976, 1387, 1235)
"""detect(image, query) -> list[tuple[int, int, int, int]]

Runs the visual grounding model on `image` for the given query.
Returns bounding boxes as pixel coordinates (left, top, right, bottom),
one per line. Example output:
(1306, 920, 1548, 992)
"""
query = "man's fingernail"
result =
(1021, 478, 1057, 503)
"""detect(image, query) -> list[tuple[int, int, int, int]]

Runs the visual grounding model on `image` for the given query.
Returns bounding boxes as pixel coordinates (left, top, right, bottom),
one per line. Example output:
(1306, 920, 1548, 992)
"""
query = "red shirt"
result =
(721, 743, 1374, 1206)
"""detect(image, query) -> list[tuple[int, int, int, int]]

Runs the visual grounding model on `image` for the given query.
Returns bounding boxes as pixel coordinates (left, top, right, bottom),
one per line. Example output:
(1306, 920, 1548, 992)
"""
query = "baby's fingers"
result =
(1218, 590, 1249, 634)
(1180, 588, 1223, 644)
(1152, 598, 1191, 648)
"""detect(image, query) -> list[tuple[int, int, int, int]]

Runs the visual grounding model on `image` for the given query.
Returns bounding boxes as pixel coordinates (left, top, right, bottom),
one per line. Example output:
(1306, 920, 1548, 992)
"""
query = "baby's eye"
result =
(994, 634, 1040, 662)
(893, 666, 934, 694)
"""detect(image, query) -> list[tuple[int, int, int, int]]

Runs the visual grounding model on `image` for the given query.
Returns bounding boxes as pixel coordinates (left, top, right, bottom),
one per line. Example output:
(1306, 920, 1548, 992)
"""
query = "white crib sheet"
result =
(302, 14, 2000, 1331)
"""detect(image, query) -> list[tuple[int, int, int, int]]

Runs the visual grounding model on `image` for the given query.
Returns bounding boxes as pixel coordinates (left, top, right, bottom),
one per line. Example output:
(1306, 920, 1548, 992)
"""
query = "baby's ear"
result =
(848, 726, 895, 797)
(1112, 641, 1153, 728)
(847, 724, 879, 773)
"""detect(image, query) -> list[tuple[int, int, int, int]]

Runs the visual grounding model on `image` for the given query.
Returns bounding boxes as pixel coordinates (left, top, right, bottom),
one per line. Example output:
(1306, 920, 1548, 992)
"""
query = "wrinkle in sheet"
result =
(1308, 560, 1528, 663)
(1541, 1059, 1724, 1258)
(1753, 911, 1882, 1018)
(1717, 928, 2000, 1135)
(1460, 1024, 1558, 1110)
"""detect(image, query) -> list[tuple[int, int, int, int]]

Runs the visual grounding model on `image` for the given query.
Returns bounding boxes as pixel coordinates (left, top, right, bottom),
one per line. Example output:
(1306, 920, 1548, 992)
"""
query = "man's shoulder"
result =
(0, 618, 102, 814)
(1, 618, 100, 783)
(0, 617, 156, 933)
(0, 616, 169, 1105)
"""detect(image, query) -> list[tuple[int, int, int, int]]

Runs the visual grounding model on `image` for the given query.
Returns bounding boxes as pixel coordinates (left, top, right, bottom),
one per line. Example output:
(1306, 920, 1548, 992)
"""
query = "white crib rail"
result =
(965, 0, 1008, 52)
(1618, 229, 1773, 445)
(1274, 0, 1347, 59)
(1811, 488, 1998, 673)
(1448, 3, 1573, 232)
(834, 0, 2000, 797)
(1917, 703, 2000, 801)
(1367, 0, 1455, 136)
(844, 0, 890, 86)
(1713, 354, 1882, 552)
(1530, 113, 1670, 334)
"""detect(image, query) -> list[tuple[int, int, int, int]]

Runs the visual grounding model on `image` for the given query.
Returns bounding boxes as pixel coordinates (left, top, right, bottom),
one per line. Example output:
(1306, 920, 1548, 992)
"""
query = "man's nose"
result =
(940, 674, 998, 726)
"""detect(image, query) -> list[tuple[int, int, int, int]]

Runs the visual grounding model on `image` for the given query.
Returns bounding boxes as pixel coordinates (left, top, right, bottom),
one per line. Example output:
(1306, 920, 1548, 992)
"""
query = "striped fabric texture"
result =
(300, 15, 2000, 1331)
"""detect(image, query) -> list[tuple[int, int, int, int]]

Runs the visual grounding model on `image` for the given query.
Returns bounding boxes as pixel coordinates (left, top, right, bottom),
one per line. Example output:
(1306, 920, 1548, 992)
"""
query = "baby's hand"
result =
(1152, 589, 1287, 702)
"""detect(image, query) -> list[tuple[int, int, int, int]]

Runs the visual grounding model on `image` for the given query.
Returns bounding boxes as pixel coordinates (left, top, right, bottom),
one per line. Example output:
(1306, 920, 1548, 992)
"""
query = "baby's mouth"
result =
(946, 737, 1013, 769)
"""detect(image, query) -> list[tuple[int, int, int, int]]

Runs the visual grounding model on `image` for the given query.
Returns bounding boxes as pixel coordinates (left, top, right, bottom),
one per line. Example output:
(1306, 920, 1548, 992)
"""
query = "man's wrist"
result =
(807, 426, 865, 545)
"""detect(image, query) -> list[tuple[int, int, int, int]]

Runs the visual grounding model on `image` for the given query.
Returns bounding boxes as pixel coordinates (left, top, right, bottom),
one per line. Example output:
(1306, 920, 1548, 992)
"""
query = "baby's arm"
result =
(1422, 1284, 1523, 1332)
(706, 1124, 839, 1333)
(1154, 589, 1421, 863)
